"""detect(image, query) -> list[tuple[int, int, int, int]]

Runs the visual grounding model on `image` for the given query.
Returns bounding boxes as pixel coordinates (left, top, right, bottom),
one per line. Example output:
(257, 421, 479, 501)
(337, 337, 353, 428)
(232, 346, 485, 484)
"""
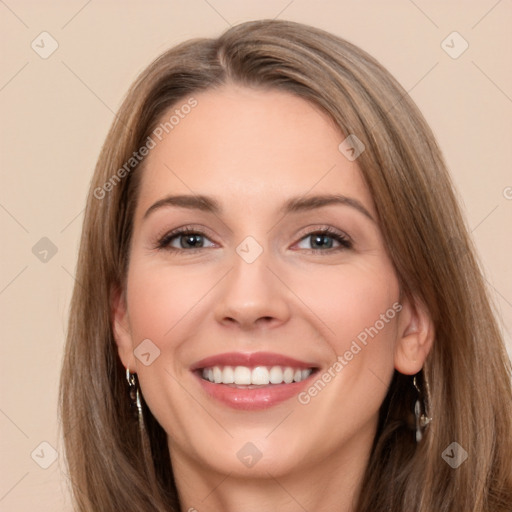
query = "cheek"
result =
(125, 259, 213, 342)
(126, 252, 400, 365)
(292, 259, 400, 353)
(291, 262, 400, 437)
(124, 261, 208, 432)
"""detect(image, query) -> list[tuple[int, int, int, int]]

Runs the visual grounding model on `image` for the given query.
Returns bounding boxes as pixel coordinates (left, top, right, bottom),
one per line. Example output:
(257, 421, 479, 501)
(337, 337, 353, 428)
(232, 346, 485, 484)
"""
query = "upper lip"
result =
(190, 351, 318, 371)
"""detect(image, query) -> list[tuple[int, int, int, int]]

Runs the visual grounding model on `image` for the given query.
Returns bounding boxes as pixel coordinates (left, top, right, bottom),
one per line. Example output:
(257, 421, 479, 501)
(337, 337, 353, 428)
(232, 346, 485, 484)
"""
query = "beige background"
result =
(1, 1, 511, 510)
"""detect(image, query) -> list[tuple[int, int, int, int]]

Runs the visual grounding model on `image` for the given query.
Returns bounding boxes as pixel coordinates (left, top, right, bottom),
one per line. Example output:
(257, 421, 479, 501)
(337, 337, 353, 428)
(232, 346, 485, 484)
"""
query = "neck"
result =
(170, 426, 374, 512)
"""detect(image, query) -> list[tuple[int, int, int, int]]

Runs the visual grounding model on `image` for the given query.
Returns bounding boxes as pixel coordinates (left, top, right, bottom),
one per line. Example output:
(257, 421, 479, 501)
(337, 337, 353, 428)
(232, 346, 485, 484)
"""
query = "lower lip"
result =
(193, 371, 316, 410)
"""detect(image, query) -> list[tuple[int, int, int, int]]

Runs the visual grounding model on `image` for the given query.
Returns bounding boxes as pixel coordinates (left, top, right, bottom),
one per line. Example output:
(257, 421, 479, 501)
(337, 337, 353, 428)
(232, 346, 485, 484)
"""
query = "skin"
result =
(113, 84, 433, 512)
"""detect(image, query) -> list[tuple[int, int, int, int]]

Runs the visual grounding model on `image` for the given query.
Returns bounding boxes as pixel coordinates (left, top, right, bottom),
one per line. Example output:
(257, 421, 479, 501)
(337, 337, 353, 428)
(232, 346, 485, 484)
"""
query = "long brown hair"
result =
(59, 19, 512, 511)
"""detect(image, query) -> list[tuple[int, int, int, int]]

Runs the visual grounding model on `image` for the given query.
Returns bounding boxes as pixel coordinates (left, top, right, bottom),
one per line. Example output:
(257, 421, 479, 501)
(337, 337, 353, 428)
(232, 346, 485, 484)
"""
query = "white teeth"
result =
(222, 366, 234, 384)
(233, 366, 252, 385)
(283, 367, 294, 383)
(200, 365, 314, 385)
(213, 366, 222, 384)
(251, 366, 270, 385)
(269, 366, 284, 384)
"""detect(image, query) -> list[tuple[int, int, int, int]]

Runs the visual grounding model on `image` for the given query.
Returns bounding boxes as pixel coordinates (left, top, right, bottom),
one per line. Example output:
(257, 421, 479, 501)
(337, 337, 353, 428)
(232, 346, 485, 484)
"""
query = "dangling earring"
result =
(125, 369, 158, 483)
(413, 373, 432, 442)
(126, 368, 144, 432)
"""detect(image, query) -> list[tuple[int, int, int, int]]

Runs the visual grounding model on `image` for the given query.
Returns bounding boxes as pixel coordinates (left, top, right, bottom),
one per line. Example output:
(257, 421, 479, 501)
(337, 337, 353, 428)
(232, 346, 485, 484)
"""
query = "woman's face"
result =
(114, 84, 427, 482)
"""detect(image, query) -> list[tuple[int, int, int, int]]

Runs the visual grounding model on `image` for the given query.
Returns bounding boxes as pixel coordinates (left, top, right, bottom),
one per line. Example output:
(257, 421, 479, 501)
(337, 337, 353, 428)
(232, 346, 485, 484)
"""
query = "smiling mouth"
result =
(197, 365, 318, 388)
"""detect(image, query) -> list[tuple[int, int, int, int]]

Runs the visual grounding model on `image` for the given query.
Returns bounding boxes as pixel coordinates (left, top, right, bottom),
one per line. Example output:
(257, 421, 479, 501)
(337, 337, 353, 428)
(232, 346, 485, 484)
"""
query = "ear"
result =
(394, 294, 434, 375)
(111, 285, 136, 371)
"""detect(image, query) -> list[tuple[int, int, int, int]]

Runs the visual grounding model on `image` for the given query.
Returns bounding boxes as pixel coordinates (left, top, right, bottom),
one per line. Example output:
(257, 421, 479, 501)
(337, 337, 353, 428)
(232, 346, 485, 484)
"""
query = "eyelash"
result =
(153, 225, 352, 254)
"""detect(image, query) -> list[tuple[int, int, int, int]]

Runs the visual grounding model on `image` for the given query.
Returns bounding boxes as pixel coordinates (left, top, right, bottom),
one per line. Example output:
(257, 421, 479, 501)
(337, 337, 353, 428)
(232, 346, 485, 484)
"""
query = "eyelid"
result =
(154, 224, 215, 241)
(291, 225, 352, 252)
(152, 224, 219, 251)
(293, 224, 352, 244)
(153, 224, 353, 252)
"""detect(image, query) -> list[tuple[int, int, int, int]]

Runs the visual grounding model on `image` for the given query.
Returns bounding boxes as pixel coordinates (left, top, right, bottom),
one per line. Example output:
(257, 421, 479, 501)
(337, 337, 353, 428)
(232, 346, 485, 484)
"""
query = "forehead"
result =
(134, 84, 375, 220)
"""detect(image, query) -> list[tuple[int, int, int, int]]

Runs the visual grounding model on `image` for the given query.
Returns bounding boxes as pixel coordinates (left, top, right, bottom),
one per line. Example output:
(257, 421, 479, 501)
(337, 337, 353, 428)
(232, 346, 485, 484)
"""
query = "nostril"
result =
(253, 316, 278, 328)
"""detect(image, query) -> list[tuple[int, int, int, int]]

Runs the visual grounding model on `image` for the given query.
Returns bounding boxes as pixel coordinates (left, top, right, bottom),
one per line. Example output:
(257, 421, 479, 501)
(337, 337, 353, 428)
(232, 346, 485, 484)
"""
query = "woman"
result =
(59, 19, 512, 511)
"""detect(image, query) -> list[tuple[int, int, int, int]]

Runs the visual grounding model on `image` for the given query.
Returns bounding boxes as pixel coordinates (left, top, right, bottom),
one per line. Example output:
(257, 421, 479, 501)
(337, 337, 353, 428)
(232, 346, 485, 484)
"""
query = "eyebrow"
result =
(143, 193, 375, 222)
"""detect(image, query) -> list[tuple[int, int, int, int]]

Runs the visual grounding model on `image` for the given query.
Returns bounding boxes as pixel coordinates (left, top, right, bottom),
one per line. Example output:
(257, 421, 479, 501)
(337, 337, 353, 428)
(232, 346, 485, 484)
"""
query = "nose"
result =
(213, 250, 291, 331)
